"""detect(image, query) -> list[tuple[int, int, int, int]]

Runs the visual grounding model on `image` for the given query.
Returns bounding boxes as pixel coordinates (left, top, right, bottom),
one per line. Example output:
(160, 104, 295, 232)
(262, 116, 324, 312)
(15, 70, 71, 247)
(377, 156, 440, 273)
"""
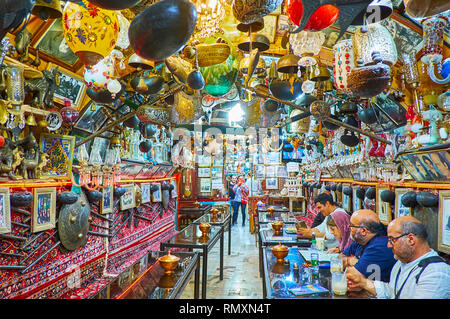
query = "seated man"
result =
(347, 216, 450, 299)
(340, 209, 396, 282)
(297, 193, 346, 249)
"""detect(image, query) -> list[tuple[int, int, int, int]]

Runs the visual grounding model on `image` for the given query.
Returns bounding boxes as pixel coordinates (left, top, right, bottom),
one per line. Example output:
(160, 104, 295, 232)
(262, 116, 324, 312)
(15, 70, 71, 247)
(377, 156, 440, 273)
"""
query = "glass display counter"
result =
(93, 250, 200, 299)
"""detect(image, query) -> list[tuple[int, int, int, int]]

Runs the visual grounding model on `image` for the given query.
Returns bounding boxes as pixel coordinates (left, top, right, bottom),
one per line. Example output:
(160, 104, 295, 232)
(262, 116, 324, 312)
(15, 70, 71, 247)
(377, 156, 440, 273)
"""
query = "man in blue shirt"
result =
(339, 209, 396, 282)
(347, 216, 450, 298)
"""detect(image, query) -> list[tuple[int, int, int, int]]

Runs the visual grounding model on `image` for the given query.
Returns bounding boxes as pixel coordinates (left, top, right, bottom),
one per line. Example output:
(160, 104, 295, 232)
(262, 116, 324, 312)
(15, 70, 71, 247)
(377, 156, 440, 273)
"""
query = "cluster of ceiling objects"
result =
(1, 0, 450, 160)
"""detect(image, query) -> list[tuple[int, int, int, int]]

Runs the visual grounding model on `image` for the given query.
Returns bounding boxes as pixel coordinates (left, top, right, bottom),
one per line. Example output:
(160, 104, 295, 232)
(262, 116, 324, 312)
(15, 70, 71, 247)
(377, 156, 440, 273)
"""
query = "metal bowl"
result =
(272, 242, 289, 263)
(158, 251, 180, 275)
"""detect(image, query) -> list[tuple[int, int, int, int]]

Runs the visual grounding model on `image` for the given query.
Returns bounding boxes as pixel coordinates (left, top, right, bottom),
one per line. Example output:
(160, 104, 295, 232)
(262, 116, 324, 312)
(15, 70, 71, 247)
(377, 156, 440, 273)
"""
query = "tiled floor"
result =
(179, 222, 263, 299)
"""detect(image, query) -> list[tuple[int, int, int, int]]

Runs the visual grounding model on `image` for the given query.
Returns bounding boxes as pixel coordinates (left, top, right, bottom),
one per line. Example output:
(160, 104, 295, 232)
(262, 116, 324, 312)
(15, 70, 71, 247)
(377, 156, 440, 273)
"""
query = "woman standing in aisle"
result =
(233, 176, 249, 226)
(229, 175, 239, 226)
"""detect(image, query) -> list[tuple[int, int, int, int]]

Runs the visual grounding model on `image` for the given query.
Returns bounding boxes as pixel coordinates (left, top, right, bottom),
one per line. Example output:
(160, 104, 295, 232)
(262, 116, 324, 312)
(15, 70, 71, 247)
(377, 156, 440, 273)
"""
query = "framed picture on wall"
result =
(170, 178, 178, 198)
(151, 183, 162, 202)
(395, 188, 412, 218)
(74, 104, 109, 134)
(265, 152, 281, 165)
(200, 178, 212, 193)
(211, 167, 223, 178)
(255, 165, 265, 179)
(32, 187, 56, 233)
(438, 190, 450, 254)
(352, 187, 362, 213)
(120, 184, 136, 210)
(0, 188, 11, 234)
(198, 167, 211, 178)
(266, 166, 276, 177)
(39, 133, 76, 179)
(266, 178, 278, 190)
(141, 183, 151, 204)
(376, 187, 392, 224)
(343, 193, 352, 213)
(276, 165, 288, 178)
(197, 154, 211, 167)
(47, 63, 86, 110)
(101, 186, 113, 214)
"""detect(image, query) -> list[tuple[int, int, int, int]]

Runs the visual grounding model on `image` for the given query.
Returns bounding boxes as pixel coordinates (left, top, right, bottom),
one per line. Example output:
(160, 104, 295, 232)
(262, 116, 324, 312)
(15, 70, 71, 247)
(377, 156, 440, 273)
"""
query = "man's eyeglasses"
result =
(348, 224, 365, 229)
(388, 233, 410, 245)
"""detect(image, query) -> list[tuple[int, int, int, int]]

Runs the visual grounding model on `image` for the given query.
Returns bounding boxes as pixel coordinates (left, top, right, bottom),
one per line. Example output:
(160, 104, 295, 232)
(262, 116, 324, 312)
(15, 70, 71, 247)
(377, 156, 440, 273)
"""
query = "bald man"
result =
(339, 209, 396, 282)
(347, 216, 450, 298)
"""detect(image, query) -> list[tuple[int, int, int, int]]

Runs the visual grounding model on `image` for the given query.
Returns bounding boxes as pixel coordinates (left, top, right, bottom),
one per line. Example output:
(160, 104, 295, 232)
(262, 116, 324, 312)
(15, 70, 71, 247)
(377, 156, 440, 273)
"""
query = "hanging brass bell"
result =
(277, 54, 300, 74)
(237, 33, 270, 53)
(310, 64, 331, 82)
(127, 53, 155, 70)
(236, 18, 265, 33)
(25, 113, 37, 126)
(268, 60, 278, 80)
(31, 0, 62, 20)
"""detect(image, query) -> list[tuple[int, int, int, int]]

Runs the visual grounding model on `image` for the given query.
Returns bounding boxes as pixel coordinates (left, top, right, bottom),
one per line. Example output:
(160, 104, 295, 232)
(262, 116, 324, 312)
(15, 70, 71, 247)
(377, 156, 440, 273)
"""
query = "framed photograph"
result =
(39, 133, 76, 179)
(369, 93, 407, 133)
(265, 152, 281, 165)
(266, 178, 278, 190)
(418, 152, 449, 182)
(31, 19, 80, 70)
(32, 187, 56, 233)
(266, 165, 276, 177)
(0, 188, 11, 234)
(200, 178, 212, 193)
(376, 187, 392, 225)
(260, 15, 278, 43)
(394, 188, 412, 218)
(213, 157, 224, 166)
(197, 154, 211, 167)
(256, 152, 265, 165)
(47, 63, 86, 110)
(170, 178, 178, 198)
(74, 104, 109, 134)
(90, 137, 110, 164)
(120, 184, 136, 210)
(276, 165, 288, 178)
(276, 15, 290, 37)
(101, 186, 113, 214)
(141, 183, 151, 204)
(255, 165, 265, 179)
(211, 167, 223, 178)
(343, 186, 352, 213)
(438, 190, 450, 254)
(352, 187, 362, 213)
(198, 167, 211, 178)
(151, 183, 162, 202)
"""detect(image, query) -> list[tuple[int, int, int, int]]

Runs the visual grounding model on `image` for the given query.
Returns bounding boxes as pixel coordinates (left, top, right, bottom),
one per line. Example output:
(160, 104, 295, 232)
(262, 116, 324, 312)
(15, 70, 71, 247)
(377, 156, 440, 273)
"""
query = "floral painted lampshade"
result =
(62, 0, 119, 67)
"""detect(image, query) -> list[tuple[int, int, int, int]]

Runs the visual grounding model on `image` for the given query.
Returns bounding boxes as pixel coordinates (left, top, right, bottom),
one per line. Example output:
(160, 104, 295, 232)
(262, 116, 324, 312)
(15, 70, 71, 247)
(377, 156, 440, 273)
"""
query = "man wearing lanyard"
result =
(347, 216, 450, 298)
(339, 209, 396, 282)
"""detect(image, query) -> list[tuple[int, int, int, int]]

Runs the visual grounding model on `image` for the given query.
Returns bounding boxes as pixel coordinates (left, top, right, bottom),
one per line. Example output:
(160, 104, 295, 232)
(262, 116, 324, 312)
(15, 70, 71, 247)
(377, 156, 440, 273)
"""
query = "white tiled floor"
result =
(179, 223, 263, 299)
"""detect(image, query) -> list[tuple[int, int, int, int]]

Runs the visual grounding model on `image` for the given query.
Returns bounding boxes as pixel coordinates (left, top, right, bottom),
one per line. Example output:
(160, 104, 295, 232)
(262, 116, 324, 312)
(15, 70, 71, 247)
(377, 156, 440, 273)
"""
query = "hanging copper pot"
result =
(232, 0, 283, 24)
(347, 51, 390, 98)
(310, 100, 331, 122)
(86, 86, 123, 104)
(130, 72, 164, 95)
(403, 0, 450, 18)
(32, 0, 63, 20)
(136, 104, 170, 125)
(128, 0, 197, 61)
(269, 78, 303, 101)
(358, 107, 377, 124)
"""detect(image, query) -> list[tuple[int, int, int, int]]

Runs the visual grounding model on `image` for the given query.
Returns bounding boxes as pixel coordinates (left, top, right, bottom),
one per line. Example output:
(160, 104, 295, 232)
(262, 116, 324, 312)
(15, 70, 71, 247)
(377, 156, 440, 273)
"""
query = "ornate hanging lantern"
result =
(62, 0, 119, 67)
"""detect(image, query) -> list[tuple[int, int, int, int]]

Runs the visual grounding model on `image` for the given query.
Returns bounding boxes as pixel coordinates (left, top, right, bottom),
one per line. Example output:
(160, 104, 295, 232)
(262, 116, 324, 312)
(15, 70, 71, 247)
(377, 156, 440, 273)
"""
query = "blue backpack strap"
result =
(415, 256, 448, 284)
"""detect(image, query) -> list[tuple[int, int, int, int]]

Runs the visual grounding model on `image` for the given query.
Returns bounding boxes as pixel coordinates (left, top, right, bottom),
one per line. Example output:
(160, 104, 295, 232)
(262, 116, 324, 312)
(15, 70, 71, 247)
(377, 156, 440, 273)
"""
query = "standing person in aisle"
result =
(228, 175, 237, 217)
(232, 175, 249, 226)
